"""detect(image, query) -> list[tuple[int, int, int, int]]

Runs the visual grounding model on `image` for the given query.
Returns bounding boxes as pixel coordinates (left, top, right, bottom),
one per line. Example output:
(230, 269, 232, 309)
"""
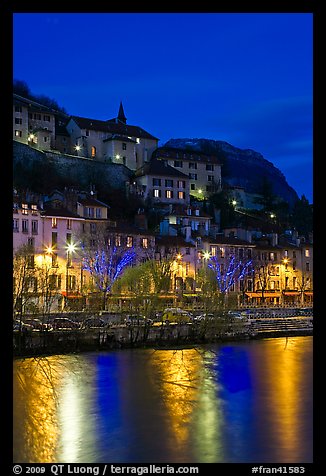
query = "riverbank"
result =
(13, 316, 313, 358)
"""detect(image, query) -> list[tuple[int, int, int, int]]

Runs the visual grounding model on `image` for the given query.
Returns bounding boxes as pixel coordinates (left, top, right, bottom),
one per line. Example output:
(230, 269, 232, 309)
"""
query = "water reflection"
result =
(13, 337, 313, 463)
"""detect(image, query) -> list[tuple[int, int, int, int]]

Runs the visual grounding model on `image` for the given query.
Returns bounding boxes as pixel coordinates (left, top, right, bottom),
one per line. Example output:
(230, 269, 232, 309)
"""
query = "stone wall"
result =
(13, 140, 133, 190)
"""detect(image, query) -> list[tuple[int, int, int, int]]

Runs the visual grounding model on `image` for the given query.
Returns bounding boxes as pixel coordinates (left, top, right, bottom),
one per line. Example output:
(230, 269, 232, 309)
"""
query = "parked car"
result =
(22, 318, 52, 331)
(193, 313, 215, 321)
(124, 315, 153, 326)
(162, 308, 193, 323)
(80, 317, 107, 329)
(13, 321, 33, 332)
(227, 310, 247, 320)
(51, 317, 80, 330)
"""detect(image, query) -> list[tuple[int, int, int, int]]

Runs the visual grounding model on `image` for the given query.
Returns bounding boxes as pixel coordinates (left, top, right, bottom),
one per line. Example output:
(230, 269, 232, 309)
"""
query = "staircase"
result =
(248, 317, 313, 337)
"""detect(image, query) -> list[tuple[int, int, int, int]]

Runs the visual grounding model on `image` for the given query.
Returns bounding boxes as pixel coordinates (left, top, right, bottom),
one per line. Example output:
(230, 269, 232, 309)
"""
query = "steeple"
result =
(117, 101, 127, 124)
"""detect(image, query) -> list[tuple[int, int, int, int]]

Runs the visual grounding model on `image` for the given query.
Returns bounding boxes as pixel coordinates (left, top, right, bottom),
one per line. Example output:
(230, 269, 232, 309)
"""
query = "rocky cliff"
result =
(164, 138, 298, 206)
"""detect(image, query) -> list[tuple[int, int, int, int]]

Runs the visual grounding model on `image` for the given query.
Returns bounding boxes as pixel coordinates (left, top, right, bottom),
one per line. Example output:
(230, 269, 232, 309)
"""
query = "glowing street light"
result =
(203, 251, 211, 260)
(65, 242, 77, 308)
(232, 200, 237, 207)
(74, 145, 81, 153)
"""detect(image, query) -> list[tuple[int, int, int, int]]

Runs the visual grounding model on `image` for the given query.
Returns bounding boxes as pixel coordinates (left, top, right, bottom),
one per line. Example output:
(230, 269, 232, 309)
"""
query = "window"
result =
(293, 261, 296, 270)
(67, 219, 72, 230)
(22, 203, 28, 215)
(305, 248, 310, 257)
(293, 251, 297, 258)
(220, 247, 225, 258)
(33, 113, 42, 120)
(27, 255, 35, 269)
(186, 247, 190, 255)
(189, 162, 197, 169)
(247, 279, 253, 292)
(177, 180, 185, 188)
(269, 252, 275, 261)
(15, 130, 22, 137)
(247, 249, 252, 259)
(285, 276, 289, 288)
(293, 277, 297, 289)
(207, 175, 214, 182)
(206, 164, 214, 171)
(51, 217, 57, 228)
(91, 146, 96, 157)
(13, 219, 19, 232)
(189, 173, 197, 180)
(153, 189, 161, 198)
(85, 130, 90, 136)
(31, 204, 38, 215)
(165, 190, 173, 199)
(31, 220, 38, 234)
(190, 184, 196, 190)
(284, 250, 288, 257)
(22, 219, 28, 233)
(96, 208, 102, 219)
(15, 118, 22, 124)
(115, 235, 121, 246)
(43, 115, 51, 121)
(122, 143, 127, 150)
(165, 179, 173, 187)
(152, 178, 161, 186)
(210, 246, 217, 257)
(15, 105, 22, 113)
(142, 238, 148, 248)
(52, 232, 57, 247)
(306, 262, 310, 272)
(126, 236, 133, 248)
(178, 191, 185, 199)
(174, 160, 183, 167)
(43, 136, 48, 142)
(84, 207, 94, 218)
(90, 223, 97, 234)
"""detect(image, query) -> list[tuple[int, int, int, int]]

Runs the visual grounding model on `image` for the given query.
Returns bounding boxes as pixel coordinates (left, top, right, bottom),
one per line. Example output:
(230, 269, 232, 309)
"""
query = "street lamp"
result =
(66, 242, 77, 309)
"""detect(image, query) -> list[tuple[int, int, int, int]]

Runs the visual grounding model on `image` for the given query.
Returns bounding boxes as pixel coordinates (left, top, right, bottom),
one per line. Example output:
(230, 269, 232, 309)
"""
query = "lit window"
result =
(220, 247, 225, 258)
(153, 189, 160, 198)
(115, 235, 121, 246)
(22, 203, 28, 215)
(126, 236, 133, 248)
(52, 218, 57, 228)
(178, 180, 185, 188)
(91, 146, 96, 157)
(31, 204, 38, 215)
(305, 248, 310, 257)
(178, 191, 185, 199)
(67, 219, 72, 230)
(142, 238, 148, 248)
(210, 246, 217, 257)
(166, 190, 173, 199)
(15, 130, 22, 137)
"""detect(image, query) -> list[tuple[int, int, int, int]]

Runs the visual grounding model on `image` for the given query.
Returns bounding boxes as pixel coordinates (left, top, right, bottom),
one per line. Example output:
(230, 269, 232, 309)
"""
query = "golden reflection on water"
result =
(253, 337, 313, 461)
(13, 357, 61, 462)
(149, 349, 224, 460)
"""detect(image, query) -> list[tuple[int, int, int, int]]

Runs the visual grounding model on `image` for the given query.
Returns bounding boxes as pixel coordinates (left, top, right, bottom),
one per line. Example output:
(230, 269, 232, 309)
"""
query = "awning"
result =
(304, 291, 313, 296)
(283, 291, 300, 296)
(245, 292, 281, 298)
(61, 291, 83, 299)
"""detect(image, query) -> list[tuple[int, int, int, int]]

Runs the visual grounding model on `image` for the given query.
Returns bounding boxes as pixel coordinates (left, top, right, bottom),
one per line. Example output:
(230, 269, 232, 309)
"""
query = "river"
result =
(13, 336, 313, 463)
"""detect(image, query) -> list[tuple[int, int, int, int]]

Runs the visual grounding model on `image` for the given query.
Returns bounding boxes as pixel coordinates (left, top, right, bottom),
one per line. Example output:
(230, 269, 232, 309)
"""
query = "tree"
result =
(290, 195, 313, 236)
(206, 254, 253, 307)
(79, 227, 136, 310)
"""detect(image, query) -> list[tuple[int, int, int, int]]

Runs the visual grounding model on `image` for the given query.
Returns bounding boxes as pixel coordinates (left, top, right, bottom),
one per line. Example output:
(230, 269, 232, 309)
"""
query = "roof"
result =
(103, 135, 136, 144)
(152, 146, 222, 165)
(70, 115, 159, 140)
(203, 236, 255, 247)
(156, 236, 196, 248)
(106, 220, 155, 236)
(168, 205, 212, 219)
(41, 207, 82, 219)
(77, 196, 110, 208)
(134, 159, 189, 179)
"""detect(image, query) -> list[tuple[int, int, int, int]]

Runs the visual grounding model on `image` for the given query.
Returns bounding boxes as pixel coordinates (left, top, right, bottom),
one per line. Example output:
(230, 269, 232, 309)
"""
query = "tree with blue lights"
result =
(206, 254, 253, 307)
(81, 241, 136, 310)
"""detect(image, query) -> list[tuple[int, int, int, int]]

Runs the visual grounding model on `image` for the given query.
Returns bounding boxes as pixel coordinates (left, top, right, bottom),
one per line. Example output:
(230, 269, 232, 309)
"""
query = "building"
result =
(65, 103, 159, 167)
(152, 146, 222, 199)
(133, 159, 190, 205)
(13, 94, 57, 151)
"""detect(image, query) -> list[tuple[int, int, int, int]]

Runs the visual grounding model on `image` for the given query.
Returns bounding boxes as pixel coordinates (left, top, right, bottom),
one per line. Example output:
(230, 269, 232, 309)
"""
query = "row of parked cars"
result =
(13, 316, 108, 332)
(13, 308, 251, 332)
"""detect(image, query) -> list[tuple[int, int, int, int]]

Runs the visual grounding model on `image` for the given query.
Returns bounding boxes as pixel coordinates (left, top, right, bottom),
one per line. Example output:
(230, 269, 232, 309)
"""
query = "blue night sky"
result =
(13, 13, 313, 203)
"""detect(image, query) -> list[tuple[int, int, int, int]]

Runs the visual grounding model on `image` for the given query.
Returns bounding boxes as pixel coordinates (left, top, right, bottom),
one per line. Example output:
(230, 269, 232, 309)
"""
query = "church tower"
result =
(117, 101, 127, 124)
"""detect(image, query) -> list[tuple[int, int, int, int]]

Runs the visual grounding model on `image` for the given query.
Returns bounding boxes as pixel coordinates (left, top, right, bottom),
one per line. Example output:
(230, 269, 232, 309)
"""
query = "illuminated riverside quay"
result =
(13, 336, 312, 463)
